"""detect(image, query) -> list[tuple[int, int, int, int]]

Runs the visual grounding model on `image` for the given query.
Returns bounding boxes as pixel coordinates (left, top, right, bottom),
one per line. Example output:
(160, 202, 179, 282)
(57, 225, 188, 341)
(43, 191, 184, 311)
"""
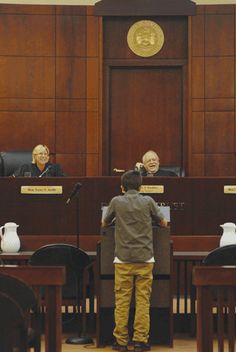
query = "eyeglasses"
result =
(35, 152, 49, 156)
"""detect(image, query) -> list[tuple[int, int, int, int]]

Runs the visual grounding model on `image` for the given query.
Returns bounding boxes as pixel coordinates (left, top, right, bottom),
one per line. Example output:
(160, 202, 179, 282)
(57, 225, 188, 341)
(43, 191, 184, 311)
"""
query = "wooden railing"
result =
(193, 266, 236, 352)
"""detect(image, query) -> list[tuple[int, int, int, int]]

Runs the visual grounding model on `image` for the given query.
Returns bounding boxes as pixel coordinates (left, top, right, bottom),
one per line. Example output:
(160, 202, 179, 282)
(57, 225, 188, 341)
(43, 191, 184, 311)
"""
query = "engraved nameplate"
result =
(21, 186, 63, 194)
(140, 185, 164, 194)
(224, 185, 236, 194)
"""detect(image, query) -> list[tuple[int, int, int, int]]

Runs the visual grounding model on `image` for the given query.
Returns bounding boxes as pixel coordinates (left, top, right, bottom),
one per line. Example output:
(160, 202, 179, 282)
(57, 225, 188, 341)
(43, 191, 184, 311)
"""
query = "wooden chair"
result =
(202, 244, 236, 265)
(0, 272, 41, 352)
(29, 243, 94, 344)
(0, 291, 28, 352)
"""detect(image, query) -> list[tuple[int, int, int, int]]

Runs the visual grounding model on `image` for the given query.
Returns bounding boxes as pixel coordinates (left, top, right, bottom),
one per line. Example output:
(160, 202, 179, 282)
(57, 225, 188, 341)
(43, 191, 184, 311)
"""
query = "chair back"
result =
(29, 243, 91, 298)
(0, 150, 32, 176)
(0, 273, 41, 352)
(159, 165, 185, 176)
(0, 272, 38, 311)
(0, 291, 28, 352)
(202, 244, 236, 265)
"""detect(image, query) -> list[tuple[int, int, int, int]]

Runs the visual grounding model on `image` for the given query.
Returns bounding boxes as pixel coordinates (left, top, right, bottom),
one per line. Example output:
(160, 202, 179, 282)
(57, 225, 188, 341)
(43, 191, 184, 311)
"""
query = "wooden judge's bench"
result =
(0, 176, 235, 337)
(0, 176, 234, 251)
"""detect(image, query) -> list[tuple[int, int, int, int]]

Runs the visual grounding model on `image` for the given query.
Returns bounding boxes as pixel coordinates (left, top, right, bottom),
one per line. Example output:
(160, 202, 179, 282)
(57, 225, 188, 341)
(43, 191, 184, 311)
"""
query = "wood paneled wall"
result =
(0, 4, 235, 176)
(190, 5, 236, 176)
(0, 4, 100, 176)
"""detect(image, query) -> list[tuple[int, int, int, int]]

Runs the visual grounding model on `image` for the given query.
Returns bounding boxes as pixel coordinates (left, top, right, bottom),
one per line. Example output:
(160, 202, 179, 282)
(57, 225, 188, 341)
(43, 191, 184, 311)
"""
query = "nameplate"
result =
(21, 186, 63, 194)
(224, 185, 236, 194)
(140, 185, 164, 194)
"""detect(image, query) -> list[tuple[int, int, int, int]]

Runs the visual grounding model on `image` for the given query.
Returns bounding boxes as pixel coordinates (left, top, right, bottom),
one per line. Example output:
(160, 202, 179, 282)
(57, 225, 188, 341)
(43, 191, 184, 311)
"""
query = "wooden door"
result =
(104, 65, 184, 174)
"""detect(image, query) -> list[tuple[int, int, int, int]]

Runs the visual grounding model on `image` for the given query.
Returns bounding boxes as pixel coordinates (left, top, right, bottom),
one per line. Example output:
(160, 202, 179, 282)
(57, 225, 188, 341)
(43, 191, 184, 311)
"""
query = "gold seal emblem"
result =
(127, 20, 164, 57)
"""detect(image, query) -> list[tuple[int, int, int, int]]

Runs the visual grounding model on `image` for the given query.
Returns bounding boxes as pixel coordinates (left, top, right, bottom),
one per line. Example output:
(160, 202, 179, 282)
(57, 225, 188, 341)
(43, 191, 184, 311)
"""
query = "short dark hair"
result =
(121, 170, 142, 191)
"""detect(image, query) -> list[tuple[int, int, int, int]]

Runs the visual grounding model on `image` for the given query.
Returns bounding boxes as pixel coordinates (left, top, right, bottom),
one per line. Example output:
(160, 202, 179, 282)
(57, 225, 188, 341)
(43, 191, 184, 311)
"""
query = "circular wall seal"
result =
(127, 20, 164, 58)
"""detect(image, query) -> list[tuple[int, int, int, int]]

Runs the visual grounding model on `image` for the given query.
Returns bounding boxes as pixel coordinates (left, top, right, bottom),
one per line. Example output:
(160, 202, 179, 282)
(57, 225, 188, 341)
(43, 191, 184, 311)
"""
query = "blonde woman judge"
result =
(13, 144, 65, 177)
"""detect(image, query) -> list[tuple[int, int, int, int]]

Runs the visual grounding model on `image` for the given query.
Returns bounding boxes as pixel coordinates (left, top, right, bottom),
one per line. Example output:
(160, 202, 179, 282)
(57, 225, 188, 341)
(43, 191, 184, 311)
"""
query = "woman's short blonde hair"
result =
(32, 144, 50, 163)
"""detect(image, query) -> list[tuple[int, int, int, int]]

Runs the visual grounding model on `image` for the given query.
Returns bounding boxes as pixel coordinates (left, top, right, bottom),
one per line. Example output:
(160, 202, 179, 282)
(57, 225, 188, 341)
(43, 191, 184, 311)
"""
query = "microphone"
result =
(66, 182, 82, 205)
(39, 165, 51, 177)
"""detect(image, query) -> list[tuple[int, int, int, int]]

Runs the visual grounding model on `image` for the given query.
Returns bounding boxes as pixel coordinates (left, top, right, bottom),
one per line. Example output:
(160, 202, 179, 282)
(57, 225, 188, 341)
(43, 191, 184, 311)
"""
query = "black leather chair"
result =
(0, 150, 31, 176)
(29, 243, 94, 345)
(159, 165, 185, 177)
(0, 272, 41, 352)
(202, 244, 236, 265)
(0, 291, 28, 352)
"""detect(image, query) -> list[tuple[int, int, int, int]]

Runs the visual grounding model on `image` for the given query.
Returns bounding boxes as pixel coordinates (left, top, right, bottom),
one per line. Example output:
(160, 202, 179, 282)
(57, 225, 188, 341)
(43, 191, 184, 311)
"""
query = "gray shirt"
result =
(103, 189, 164, 262)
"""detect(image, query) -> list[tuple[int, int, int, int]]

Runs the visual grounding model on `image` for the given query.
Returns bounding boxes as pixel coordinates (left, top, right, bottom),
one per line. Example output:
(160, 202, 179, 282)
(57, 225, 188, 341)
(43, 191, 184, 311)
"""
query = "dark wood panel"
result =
(103, 17, 188, 59)
(0, 112, 55, 149)
(191, 14, 204, 57)
(0, 98, 55, 112)
(1, 177, 236, 251)
(86, 16, 99, 57)
(205, 98, 234, 112)
(56, 14, 86, 56)
(55, 98, 86, 112)
(191, 57, 204, 98)
(189, 4, 236, 177)
(205, 155, 236, 176)
(0, 14, 55, 56)
(86, 153, 99, 176)
(77, 177, 193, 236)
(180, 177, 236, 234)
(0, 178, 77, 236)
(56, 58, 86, 98)
(172, 235, 219, 251)
(205, 112, 234, 153)
(87, 58, 99, 98)
(192, 112, 204, 153)
(191, 154, 205, 176)
(192, 99, 204, 112)
(56, 154, 86, 176)
(0, 57, 55, 98)
(55, 111, 86, 153)
(205, 14, 234, 56)
(205, 4, 235, 14)
(205, 57, 234, 98)
(55, 5, 87, 15)
(106, 66, 183, 173)
(0, 4, 55, 14)
(20, 235, 77, 251)
(86, 111, 99, 153)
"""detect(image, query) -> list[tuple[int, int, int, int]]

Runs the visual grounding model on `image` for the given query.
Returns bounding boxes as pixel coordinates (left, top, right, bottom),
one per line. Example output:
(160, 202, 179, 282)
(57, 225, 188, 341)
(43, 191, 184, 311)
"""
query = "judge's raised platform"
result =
(0, 176, 235, 337)
(0, 176, 233, 252)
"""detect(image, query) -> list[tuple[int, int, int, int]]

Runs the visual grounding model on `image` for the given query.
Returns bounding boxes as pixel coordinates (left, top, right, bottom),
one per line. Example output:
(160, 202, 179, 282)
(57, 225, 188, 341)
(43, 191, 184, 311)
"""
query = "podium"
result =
(96, 226, 173, 347)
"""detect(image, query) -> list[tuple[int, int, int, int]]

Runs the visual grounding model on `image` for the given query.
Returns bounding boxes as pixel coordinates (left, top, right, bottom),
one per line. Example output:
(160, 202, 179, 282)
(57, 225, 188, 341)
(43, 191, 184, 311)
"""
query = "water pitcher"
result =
(0, 222, 20, 252)
(220, 222, 236, 247)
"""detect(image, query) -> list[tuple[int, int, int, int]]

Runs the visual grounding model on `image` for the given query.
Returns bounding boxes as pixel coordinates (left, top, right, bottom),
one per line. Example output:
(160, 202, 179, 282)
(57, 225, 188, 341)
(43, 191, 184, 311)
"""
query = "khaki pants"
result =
(113, 263, 154, 346)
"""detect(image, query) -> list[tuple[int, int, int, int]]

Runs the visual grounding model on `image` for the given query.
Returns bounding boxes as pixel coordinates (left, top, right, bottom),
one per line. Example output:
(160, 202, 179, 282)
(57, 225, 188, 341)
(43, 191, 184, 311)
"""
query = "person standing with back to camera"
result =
(12, 144, 65, 177)
(135, 150, 177, 176)
(101, 170, 168, 352)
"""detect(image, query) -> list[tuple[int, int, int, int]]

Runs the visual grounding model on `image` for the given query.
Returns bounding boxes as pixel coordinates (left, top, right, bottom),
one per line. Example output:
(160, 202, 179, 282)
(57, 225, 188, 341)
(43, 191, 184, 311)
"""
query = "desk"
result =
(0, 176, 235, 252)
(0, 265, 65, 352)
(193, 266, 236, 352)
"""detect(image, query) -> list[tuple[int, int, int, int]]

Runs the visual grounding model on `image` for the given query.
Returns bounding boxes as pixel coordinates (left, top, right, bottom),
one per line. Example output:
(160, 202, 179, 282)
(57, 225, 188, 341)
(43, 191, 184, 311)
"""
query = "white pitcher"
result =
(0, 222, 20, 252)
(219, 222, 236, 247)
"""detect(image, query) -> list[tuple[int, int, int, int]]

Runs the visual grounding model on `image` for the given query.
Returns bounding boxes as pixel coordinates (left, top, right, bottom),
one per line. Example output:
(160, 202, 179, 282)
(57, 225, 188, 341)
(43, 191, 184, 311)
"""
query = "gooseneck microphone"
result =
(66, 182, 82, 205)
(39, 165, 51, 177)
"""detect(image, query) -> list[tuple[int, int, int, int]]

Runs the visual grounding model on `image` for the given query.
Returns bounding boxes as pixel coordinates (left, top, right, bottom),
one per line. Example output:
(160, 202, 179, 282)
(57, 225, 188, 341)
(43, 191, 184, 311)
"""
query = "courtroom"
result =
(0, 0, 235, 352)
